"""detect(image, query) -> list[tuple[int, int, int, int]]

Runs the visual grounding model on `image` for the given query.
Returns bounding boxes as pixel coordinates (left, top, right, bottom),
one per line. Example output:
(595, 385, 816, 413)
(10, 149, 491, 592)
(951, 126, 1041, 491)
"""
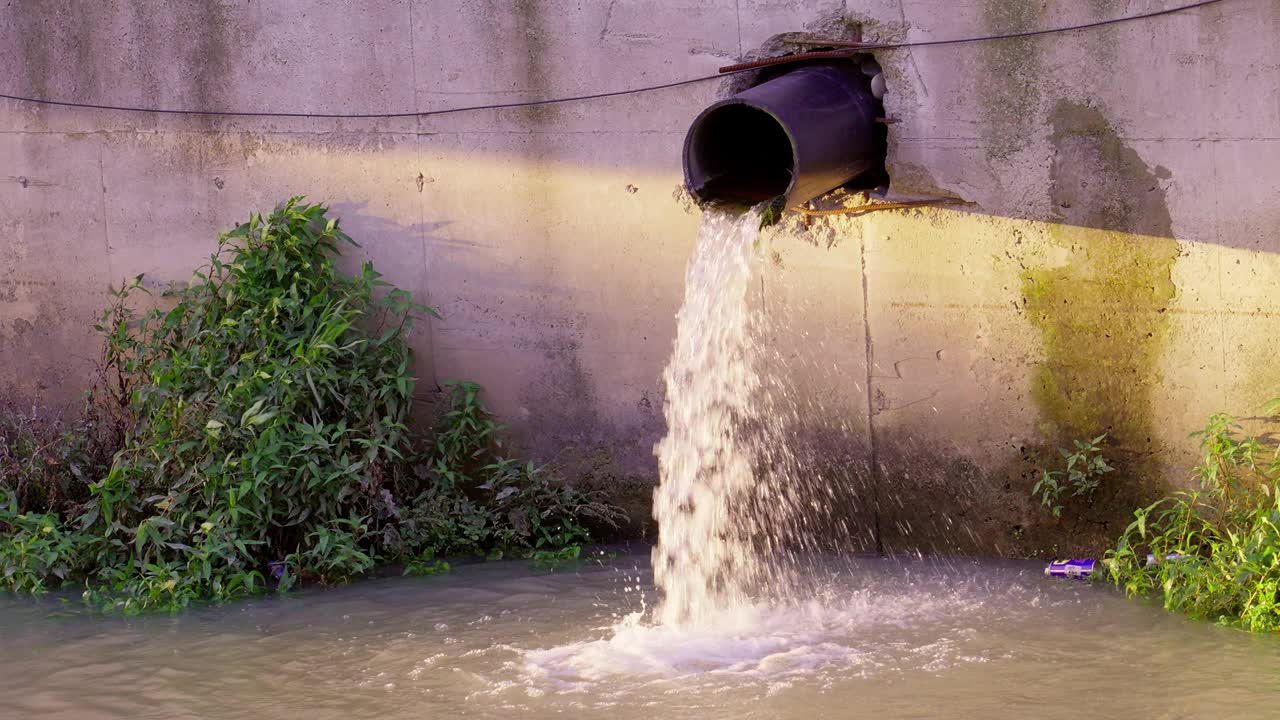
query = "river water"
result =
(3, 553, 1279, 719)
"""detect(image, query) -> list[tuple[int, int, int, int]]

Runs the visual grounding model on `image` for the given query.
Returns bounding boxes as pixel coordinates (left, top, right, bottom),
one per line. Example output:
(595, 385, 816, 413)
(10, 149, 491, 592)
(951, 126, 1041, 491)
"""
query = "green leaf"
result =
(240, 398, 266, 427)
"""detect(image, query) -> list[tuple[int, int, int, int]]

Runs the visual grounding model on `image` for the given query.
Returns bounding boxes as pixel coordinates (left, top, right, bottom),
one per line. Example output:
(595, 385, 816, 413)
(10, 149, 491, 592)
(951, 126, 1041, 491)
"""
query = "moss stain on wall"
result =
(1022, 100, 1179, 495)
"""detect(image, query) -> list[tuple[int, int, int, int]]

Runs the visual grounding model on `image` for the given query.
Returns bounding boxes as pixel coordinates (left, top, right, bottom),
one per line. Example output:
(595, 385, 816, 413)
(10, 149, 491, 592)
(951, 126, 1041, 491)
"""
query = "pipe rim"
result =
(683, 97, 800, 206)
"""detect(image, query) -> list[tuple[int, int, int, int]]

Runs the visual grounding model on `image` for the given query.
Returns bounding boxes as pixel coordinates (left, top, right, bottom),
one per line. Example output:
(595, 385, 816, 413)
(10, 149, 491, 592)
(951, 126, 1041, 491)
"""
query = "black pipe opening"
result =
(685, 104, 794, 205)
(683, 60, 887, 209)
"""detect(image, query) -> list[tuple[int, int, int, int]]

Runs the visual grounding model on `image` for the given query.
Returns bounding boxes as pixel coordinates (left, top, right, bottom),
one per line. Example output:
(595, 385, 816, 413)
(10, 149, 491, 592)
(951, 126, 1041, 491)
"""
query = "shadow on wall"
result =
(862, 94, 1280, 556)
(3, 108, 1275, 555)
(326, 199, 452, 402)
(322, 200, 671, 538)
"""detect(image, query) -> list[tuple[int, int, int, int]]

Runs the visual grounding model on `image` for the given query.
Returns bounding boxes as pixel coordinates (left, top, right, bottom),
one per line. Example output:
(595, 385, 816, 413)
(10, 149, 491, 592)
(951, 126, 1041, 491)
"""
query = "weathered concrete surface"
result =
(2, 0, 1279, 552)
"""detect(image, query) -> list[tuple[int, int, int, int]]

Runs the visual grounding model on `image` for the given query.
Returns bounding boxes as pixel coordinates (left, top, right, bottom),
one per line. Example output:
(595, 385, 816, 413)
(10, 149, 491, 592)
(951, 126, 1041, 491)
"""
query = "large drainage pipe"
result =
(683, 62, 882, 208)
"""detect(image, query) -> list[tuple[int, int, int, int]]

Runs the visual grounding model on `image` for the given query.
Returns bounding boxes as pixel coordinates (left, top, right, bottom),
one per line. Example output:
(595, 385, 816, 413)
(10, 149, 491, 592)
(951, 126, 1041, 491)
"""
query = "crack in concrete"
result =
(734, 0, 743, 58)
(97, 140, 113, 285)
(600, 0, 616, 43)
(860, 227, 883, 554)
(897, 0, 929, 97)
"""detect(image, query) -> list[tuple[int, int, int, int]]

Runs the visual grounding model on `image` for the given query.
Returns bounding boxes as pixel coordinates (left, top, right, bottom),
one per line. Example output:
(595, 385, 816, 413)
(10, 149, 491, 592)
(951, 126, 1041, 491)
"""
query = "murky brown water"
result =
(4, 552, 1279, 719)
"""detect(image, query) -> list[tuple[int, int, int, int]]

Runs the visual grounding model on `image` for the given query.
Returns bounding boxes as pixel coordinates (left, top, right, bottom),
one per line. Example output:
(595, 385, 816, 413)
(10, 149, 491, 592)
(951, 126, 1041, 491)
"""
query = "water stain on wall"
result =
(978, 0, 1044, 162)
(1026, 101, 1176, 438)
(1020, 100, 1180, 538)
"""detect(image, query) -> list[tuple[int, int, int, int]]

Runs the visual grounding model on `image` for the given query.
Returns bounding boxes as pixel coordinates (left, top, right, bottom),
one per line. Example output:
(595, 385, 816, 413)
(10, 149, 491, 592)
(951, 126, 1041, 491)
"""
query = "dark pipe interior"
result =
(687, 104, 794, 205)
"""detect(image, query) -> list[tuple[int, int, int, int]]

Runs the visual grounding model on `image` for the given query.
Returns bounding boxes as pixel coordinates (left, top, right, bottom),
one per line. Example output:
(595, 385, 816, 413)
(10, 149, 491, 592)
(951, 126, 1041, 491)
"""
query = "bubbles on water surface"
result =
(497, 557, 1058, 702)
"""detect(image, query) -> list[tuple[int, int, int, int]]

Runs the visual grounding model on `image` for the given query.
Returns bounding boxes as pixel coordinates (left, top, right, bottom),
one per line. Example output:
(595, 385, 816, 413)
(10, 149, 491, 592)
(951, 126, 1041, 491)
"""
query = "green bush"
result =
(0, 198, 621, 611)
(67, 198, 426, 610)
(1106, 401, 1280, 631)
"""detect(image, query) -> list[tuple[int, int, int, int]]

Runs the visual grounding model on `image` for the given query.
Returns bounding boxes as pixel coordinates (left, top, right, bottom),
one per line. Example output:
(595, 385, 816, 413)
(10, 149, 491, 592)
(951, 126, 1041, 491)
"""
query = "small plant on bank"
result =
(1032, 434, 1113, 517)
(387, 380, 624, 563)
(0, 406, 123, 519)
(531, 544, 583, 571)
(0, 489, 90, 593)
(403, 550, 451, 577)
(1106, 401, 1280, 631)
(0, 198, 622, 611)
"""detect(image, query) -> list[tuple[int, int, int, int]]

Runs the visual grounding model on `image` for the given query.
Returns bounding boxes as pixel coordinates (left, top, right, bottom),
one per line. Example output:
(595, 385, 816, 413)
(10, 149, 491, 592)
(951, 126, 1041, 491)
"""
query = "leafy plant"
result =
(54, 197, 430, 610)
(0, 489, 88, 593)
(1106, 401, 1280, 631)
(0, 198, 623, 611)
(0, 277, 142, 522)
(1032, 434, 1113, 517)
(289, 520, 376, 585)
(388, 381, 624, 560)
(403, 549, 451, 577)
(530, 544, 582, 571)
(759, 196, 787, 229)
(0, 404, 121, 518)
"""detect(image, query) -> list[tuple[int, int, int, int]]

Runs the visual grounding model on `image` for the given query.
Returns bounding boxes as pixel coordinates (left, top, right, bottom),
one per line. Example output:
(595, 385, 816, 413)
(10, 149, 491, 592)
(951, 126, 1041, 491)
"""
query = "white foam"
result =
(518, 580, 992, 686)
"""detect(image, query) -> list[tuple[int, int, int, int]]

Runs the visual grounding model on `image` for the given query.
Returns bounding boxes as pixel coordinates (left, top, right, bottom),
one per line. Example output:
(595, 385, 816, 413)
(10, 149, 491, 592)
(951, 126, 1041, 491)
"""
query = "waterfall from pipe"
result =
(514, 207, 880, 679)
(652, 206, 793, 627)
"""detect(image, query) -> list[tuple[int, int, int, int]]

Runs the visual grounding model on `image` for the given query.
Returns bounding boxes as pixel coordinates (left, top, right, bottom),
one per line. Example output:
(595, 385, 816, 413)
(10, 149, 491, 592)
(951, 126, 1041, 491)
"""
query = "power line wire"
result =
(0, 0, 1225, 120)
(1, 74, 725, 120)
(719, 0, 1225, 72)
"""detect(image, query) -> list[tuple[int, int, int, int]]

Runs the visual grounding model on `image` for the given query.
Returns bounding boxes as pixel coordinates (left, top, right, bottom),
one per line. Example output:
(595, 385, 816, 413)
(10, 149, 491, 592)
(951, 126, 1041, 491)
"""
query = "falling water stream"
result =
(652, 205, 777, 625)
(4, 208, 1280, 718)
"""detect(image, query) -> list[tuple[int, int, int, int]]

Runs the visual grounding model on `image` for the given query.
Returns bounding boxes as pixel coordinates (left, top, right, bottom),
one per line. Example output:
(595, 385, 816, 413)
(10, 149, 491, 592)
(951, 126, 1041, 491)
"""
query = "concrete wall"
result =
(3, 0, 1278, 553)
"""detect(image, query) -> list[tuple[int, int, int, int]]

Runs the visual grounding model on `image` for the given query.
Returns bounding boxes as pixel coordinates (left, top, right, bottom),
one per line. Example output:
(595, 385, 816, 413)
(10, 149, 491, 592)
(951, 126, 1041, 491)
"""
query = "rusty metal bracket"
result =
(791, 197, 966, 218)
(718, 49, 864, 74)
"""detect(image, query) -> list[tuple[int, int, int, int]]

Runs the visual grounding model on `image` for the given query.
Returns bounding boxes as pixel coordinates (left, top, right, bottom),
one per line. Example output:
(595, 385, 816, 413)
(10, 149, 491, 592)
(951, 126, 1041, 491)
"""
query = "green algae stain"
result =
(1023, 101, 1179, 456)
(1022, 234, 1177, 443)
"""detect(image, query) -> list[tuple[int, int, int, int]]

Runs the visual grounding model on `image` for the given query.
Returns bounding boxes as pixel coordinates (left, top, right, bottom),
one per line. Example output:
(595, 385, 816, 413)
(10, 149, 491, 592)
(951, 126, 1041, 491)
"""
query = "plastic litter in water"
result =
(1045, 553, 1187, 579)
(1044, 559, 1096, 578)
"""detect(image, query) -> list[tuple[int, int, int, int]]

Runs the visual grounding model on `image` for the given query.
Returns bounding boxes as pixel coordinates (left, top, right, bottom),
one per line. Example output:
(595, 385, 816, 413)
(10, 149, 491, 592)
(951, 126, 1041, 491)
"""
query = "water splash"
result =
(517, 558, 1019, 686)
(517, 206, 885, 681)
(652, 206, 779, 626)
